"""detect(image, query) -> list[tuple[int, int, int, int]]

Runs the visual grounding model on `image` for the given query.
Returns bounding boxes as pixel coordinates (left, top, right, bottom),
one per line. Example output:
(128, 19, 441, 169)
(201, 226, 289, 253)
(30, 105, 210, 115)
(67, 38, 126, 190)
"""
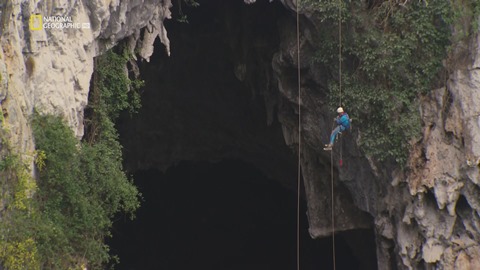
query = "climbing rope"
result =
(332, 1, 343, 269)
(329, 120, 337, 270)
(295, 1, 302, 270)
(331, 1, 345, 269)
(331, 148, 336, 270)
(338, 0, 342, 107)
(296, 0, 343, 269)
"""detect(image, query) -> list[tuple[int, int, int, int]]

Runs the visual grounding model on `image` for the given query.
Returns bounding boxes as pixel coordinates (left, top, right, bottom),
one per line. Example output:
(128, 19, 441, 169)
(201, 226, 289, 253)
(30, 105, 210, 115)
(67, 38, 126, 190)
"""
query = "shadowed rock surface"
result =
(1, 0, 480, 269)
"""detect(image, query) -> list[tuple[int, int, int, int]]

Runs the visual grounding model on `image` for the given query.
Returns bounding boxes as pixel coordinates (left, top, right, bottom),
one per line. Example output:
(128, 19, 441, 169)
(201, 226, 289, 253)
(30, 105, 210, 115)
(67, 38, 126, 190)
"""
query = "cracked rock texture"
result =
(1, 0, 480, 269)
(397, 33, 480, 269)
(0, 0, 172, 151)
(266, 4, 480, 269)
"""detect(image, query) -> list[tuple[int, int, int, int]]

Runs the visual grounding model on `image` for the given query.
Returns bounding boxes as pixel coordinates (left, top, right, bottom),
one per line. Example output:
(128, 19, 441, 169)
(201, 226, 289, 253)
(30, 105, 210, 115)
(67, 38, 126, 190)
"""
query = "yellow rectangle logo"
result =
(29, 14, 43, 31)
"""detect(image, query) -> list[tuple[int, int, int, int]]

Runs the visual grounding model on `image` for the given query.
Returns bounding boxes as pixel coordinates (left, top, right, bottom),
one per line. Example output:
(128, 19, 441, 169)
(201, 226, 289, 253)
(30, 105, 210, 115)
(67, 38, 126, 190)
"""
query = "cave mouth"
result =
(108, 160, 377, 270)
(113, 0, 378, 268)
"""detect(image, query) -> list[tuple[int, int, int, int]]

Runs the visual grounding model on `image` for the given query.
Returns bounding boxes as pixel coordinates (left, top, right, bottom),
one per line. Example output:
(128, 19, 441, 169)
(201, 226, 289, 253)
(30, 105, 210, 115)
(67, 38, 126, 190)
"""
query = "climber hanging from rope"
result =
(324, 107, 351, 151)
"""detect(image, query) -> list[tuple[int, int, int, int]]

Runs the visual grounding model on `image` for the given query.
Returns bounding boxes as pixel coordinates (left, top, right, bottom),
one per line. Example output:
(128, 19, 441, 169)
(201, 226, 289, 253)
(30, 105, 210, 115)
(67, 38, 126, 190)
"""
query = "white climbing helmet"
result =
(337, 107, 344, 113)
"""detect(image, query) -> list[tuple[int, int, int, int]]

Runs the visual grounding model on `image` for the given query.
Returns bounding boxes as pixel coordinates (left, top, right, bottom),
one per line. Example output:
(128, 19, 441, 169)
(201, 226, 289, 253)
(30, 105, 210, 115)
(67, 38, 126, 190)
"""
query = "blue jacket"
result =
(336, 113, 350, 129)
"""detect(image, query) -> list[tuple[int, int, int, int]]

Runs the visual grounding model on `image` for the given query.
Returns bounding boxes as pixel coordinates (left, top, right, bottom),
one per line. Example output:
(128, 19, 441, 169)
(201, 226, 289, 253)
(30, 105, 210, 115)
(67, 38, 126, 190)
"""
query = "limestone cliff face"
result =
(1, 0, 480, 269)
(272, 6, 480, 269)
(397, 34, 480, 269)
(0, 0, 171, 153)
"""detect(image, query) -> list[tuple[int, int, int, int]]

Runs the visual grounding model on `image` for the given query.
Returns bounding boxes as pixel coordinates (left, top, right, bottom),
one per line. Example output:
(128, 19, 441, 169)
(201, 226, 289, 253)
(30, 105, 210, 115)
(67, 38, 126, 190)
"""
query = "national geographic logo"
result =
(29, 14, 90, 30)
(29, 14, 42, 30)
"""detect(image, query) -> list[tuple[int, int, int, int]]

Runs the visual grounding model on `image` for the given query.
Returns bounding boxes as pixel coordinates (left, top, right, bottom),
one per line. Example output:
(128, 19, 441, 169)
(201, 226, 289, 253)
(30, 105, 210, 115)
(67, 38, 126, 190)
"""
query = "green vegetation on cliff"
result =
(0, 48, 142, 269)
(304, 0, 479, 164)
(0, 136, 40, 270)
(31, 113, 139, 269)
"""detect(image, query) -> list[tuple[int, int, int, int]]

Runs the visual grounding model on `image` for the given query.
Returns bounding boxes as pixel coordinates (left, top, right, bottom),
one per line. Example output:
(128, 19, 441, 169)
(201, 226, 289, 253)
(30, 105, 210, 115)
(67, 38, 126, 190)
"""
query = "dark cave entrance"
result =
(108, 160, 376, 270)
(113, 0, 378, 269)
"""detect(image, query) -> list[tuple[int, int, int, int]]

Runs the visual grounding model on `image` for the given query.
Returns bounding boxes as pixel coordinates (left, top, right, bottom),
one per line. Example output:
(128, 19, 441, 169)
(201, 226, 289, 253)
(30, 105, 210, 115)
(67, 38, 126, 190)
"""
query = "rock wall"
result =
(270, 13, 380, 238)
(1, 0, 480, 269)
(0, 0, 172, 152)
(274, 7, 480, 270)
(396, 33, 480, 269)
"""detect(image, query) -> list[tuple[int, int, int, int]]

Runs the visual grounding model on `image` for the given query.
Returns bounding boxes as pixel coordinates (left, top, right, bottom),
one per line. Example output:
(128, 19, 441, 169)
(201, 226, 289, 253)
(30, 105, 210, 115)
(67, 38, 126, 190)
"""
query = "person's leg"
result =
(329, 126, 341, 145)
